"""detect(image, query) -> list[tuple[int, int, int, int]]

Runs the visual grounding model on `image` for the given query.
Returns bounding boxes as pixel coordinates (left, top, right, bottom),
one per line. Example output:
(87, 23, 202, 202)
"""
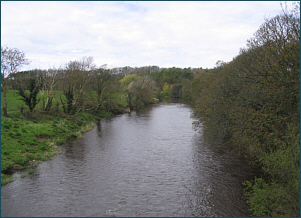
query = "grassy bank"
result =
(1, 111, 110, 185)
(1, 90, 117, 185)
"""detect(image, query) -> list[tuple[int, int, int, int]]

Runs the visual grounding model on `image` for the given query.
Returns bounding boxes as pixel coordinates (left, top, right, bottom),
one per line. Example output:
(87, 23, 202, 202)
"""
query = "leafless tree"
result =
(1, 46, 30, 116)
(39, 67, 61, 112)
(58, 56, 95, 114)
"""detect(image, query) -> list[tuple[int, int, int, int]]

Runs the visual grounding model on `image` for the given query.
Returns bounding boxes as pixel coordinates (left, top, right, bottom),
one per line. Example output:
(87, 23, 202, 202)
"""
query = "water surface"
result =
(1, 102, 254, 217)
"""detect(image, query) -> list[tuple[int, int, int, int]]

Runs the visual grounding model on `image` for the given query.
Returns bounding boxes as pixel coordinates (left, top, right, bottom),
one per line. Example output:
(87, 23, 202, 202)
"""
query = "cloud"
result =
(1, 1, 287, 70)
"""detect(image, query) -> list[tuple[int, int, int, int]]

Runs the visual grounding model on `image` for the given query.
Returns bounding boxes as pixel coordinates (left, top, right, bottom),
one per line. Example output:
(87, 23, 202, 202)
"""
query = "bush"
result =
(245, 178, 300, 217)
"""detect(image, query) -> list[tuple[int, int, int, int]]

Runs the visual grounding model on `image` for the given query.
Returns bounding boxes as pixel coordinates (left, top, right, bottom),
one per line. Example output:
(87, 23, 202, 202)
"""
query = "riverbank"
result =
(1, 87, 164, 185)
(1, 110, 113, 185)
(1, 97, 175, 185)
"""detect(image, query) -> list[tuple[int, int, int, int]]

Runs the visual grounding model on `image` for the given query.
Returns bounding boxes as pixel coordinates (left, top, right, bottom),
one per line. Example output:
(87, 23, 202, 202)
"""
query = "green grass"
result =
(1, 89, 62, 116)
(1, 113, 99, 184)
(1, 174, 13, 185)
(1, 90, 127, 185)
(27, 169, 35, 175)
(19, 169, 35, 179)
(1, 90, 129, 114)
(0, 90, 103, 185)
(1, 89, 26, 113)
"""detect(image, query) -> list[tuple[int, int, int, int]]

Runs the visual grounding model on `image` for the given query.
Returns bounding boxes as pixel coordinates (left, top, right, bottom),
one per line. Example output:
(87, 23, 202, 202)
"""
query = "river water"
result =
(1, 101, 255, 217)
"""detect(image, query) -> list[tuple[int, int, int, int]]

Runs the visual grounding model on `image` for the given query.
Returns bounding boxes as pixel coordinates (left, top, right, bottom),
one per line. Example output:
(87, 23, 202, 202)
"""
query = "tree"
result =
(191, 4, 300, 216)
(39, 67, 59, 112)
(161, 82, 172, 97)
(58, 56, 95, 114)
(120, 74, 139, 108)
(1, 46, 30, 116)
(181, 79, 192, 99)
(83, 68, 115, 112)
(170, 84, 182, 98)
(119, 74, 139, 88)
(128, 76, 157, 108)
(15, 71, 43, 116)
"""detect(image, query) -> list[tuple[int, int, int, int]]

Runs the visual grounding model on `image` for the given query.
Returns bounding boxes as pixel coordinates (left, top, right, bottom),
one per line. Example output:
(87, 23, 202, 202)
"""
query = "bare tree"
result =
(58, 57, 95, 114)
(39, 67, 60, 112)
(1, 46, 30, 116)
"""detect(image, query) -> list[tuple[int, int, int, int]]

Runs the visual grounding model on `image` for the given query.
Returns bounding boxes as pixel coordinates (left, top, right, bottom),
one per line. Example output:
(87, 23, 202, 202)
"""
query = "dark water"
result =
(1, 102, 255, 217)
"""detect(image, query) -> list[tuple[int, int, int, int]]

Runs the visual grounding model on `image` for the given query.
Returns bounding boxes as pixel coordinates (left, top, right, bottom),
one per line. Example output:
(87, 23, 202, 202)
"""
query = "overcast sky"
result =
(1, 1, 292, 70)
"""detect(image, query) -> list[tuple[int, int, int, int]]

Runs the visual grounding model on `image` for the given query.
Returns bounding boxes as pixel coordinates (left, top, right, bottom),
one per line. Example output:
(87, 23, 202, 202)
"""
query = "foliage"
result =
(16, 72, 43, 115)
(161, 82, 172, 97)
(60, 86, 77, 115)
(90, 68, 113, 112)
(244, 176, 299, 217)
(150, 67, 193, 93)
(119, 74, 139, 88)
(124, 75, 158, 109)
(170, 84, 182, 98)
(181, 79, 192, 100)
(191, 6, 300, 217)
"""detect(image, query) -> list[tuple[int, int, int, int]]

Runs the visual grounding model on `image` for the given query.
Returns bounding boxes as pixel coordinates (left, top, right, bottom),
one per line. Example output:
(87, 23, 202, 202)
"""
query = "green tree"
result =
(15, 71, 43, 116)
(87, 68, 113, 112)
(120, 74, 139, 88)
(161, 82, 172, 97)
(191, 4, 300, 216)
(127, 76, 157, 109)
(120, 74, 139, 108)
(181, 79, 192, 99)
(170, 84, 182, 98)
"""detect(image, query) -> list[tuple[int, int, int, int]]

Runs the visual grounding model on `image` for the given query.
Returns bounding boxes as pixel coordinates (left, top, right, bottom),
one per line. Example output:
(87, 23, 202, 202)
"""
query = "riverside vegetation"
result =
(191, 4, 300, 217)
(1, 3, 300, 217)
(1, 90, 113, 185)
(1, 63, 196, 185)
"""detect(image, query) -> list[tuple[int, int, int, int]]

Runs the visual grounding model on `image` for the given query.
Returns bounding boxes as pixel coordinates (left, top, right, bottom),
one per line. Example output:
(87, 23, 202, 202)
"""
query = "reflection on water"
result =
(1, 102, 254, 217)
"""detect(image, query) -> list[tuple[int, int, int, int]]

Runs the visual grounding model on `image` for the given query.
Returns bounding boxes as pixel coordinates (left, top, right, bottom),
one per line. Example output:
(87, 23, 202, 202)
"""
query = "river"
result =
(1, 101, 255, 217)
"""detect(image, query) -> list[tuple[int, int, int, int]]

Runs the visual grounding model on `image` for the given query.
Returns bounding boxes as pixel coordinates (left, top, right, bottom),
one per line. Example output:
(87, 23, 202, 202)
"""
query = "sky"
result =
(1, 1, 293, 70)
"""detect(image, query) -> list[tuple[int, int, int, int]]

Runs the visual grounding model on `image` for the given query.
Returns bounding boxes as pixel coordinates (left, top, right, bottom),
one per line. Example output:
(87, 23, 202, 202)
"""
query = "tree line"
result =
(1, 51, 200, 117)
(191, 3, 300, 216)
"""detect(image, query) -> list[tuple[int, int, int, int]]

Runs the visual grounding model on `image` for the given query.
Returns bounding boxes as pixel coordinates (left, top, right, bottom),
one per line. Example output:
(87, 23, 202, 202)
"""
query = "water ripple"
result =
(1, 102, 255, 217)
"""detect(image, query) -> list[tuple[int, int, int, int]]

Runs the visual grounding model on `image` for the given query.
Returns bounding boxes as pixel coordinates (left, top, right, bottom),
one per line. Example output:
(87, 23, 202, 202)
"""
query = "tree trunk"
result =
(2, 78, 8, 116)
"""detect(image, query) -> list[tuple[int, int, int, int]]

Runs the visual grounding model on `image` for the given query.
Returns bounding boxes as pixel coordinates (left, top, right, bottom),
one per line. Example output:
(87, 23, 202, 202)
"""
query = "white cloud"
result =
(1, 1, 288, 70)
